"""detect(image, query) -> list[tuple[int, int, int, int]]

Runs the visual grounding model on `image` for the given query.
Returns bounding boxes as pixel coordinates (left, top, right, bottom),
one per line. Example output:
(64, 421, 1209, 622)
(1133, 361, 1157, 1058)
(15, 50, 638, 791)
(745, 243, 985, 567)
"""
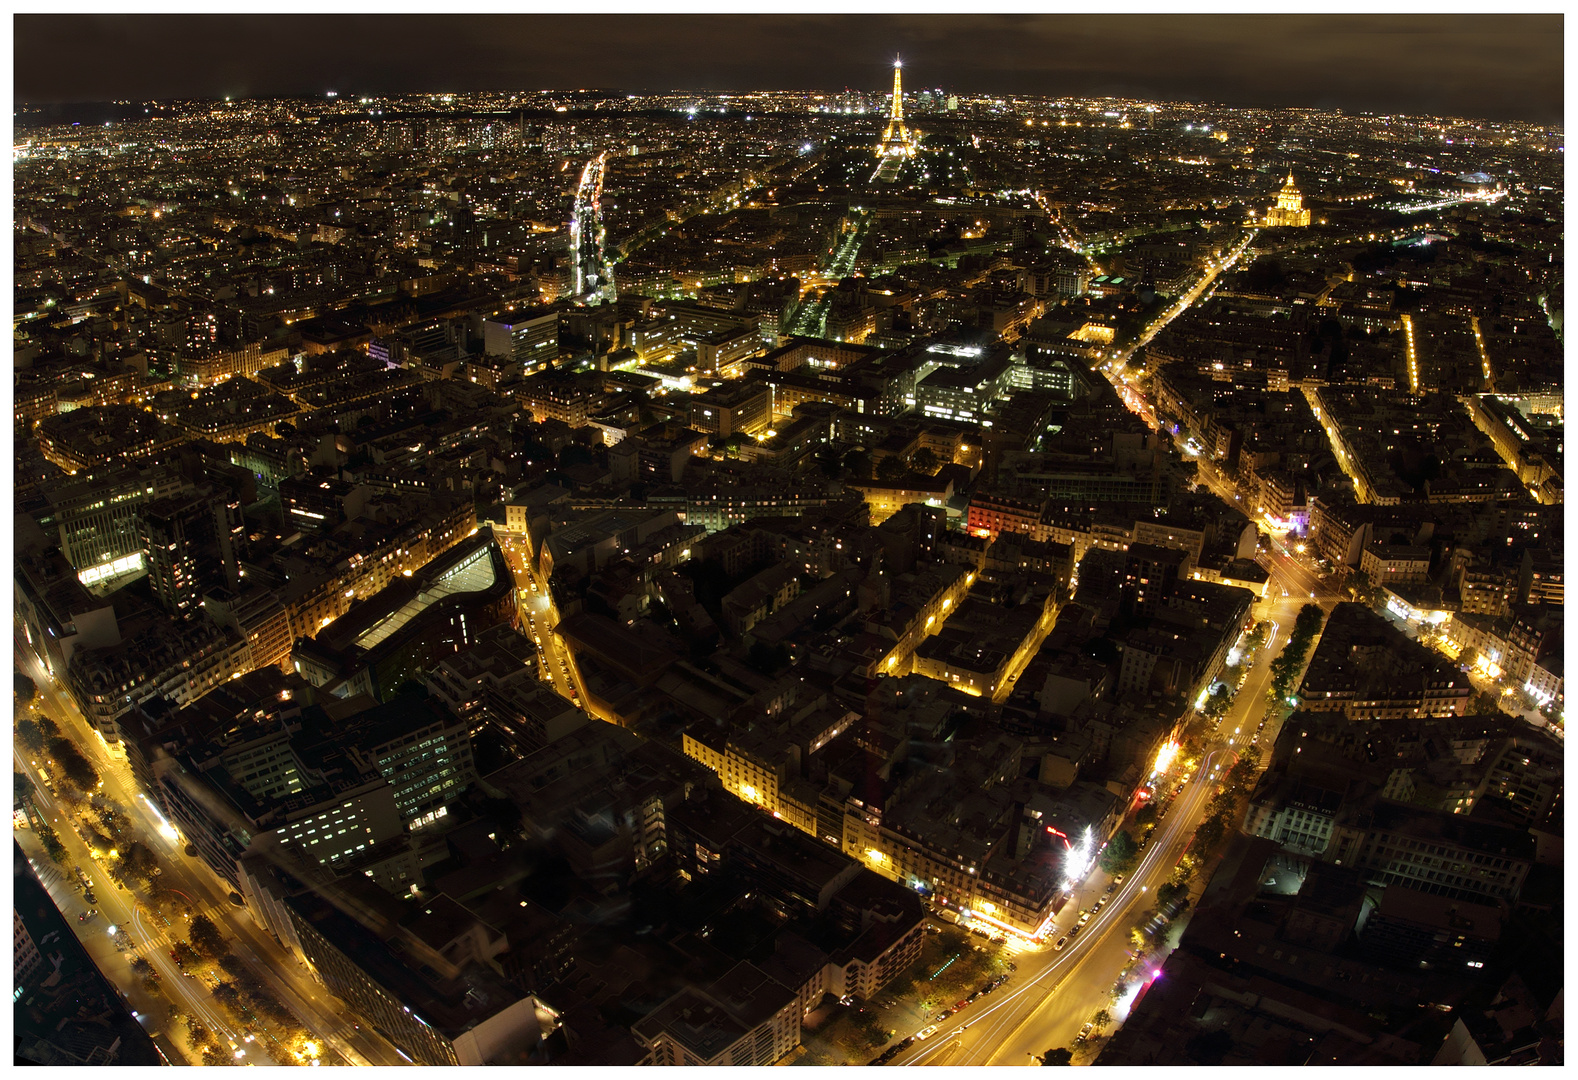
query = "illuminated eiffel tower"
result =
(873, 58, 917, 181)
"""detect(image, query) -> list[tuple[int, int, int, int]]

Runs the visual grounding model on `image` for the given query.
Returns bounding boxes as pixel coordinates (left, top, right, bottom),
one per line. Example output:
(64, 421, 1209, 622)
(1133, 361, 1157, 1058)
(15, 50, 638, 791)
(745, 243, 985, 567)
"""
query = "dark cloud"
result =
(14, 14, 1562, 123)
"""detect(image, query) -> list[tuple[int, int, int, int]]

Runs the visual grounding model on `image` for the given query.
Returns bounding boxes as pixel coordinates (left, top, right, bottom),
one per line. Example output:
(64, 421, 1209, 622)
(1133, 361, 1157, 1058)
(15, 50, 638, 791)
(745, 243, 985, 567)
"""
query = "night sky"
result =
(14, 14, 1564, 124)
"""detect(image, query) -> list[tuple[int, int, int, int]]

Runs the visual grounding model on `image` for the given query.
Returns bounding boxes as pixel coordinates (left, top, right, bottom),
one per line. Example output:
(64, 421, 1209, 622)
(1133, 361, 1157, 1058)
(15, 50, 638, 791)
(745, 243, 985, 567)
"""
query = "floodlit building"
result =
(1262, 171, 1312, 227)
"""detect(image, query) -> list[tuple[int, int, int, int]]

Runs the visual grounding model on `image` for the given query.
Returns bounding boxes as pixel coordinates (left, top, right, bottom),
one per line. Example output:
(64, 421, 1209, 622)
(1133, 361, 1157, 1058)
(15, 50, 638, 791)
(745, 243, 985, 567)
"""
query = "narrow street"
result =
(494, 528, 589, 709)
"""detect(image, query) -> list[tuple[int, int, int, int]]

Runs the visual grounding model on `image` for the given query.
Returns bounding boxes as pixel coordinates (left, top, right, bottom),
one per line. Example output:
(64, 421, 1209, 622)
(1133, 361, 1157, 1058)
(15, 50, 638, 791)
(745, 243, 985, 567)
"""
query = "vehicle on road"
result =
(1076, 1022, 1095, 1043)
(1054, 936, 1069, 951)
(916, 1024, 941, 1040)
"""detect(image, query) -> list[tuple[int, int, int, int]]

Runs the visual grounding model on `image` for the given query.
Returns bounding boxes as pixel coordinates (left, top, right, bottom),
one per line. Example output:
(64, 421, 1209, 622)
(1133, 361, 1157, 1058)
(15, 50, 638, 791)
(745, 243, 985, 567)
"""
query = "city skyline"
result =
(13, 23, 1563, 1068)
(13, 13, 1565, 124)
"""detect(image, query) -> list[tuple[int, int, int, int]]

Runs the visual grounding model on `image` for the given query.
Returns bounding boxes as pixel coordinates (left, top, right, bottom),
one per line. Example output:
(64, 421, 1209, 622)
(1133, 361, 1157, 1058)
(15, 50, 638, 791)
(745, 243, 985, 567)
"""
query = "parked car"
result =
(1054, 936, 1069, 951)
(1076, 1022, 1095, 1043)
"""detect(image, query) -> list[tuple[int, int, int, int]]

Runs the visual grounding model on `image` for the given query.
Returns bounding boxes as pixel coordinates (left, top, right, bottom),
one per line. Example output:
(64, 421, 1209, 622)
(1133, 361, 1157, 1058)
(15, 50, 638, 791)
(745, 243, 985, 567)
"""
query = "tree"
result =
(1134, 803, 1158, 828)
(36, 820, 68, 865)
(14, 672, 36, 704)
(17, 716, 45, 755)
(82, 826, 114, 857)
(1193, 814, 1228, 854)
(46, 737, 98, 791)
(144, 876, 179, 913)
(211, 982, 242, 1015)
(1091, 1008, 1112, 1031)
(1098, 830, 1139, 875)
(746, 640, 790, 675)
(1294, 603, 1325, 637)
(1468, 688, 1503, 716)
(1155, 879, 1188, 907)
(1227, 746, 1262, 788)
(15, 770, 33, 805)
(247, 988, 296, 1028)
(876, 454, 907, 482)
(170, 940, 203, 968)
(189, 914, 230, 960)
(132, 955, 160, 993)
(559, 443, 595, 469)
(842, 448, 872, 479)
(816, 442, 845, 478)
(186, 1017, 213, 1048)
(910, 447, 941, 476)
(1185, 1028, 1234, 1066)
(1244, 623, 1268, 653)
(1207, 789, 1238, 819)
(1039, 1047, 1073, 1065)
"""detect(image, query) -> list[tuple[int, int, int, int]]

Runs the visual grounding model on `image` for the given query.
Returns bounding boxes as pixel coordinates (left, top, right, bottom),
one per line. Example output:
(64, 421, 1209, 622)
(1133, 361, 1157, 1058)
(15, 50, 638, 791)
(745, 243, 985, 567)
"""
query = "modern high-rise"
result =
(137, 489, 244, 615)
(483, 308, 560, 373)
(36, 463, 189, 583)
(343, 694, 479, 829)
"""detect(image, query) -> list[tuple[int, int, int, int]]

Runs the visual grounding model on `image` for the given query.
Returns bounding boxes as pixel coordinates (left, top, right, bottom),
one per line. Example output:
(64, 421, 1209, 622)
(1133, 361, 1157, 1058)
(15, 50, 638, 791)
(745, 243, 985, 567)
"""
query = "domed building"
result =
(1264, 171, 1311, 228)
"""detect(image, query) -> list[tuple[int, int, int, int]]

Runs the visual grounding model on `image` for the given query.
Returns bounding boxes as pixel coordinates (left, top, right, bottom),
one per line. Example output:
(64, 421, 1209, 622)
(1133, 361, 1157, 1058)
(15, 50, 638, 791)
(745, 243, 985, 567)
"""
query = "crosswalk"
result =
(139, 928, 174, 952)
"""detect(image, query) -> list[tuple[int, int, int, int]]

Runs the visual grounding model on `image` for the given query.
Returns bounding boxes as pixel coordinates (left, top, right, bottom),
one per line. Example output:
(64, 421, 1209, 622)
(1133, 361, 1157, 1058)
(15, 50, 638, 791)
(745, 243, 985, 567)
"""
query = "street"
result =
(16, 751, 243, 1065)
(888, 588, 1304, 1066)
(11, 229, 1317, 1069)
(494, 529, 590, 710)
(14, 639, 402, 1067)
(879, 237, 1351, 1059)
